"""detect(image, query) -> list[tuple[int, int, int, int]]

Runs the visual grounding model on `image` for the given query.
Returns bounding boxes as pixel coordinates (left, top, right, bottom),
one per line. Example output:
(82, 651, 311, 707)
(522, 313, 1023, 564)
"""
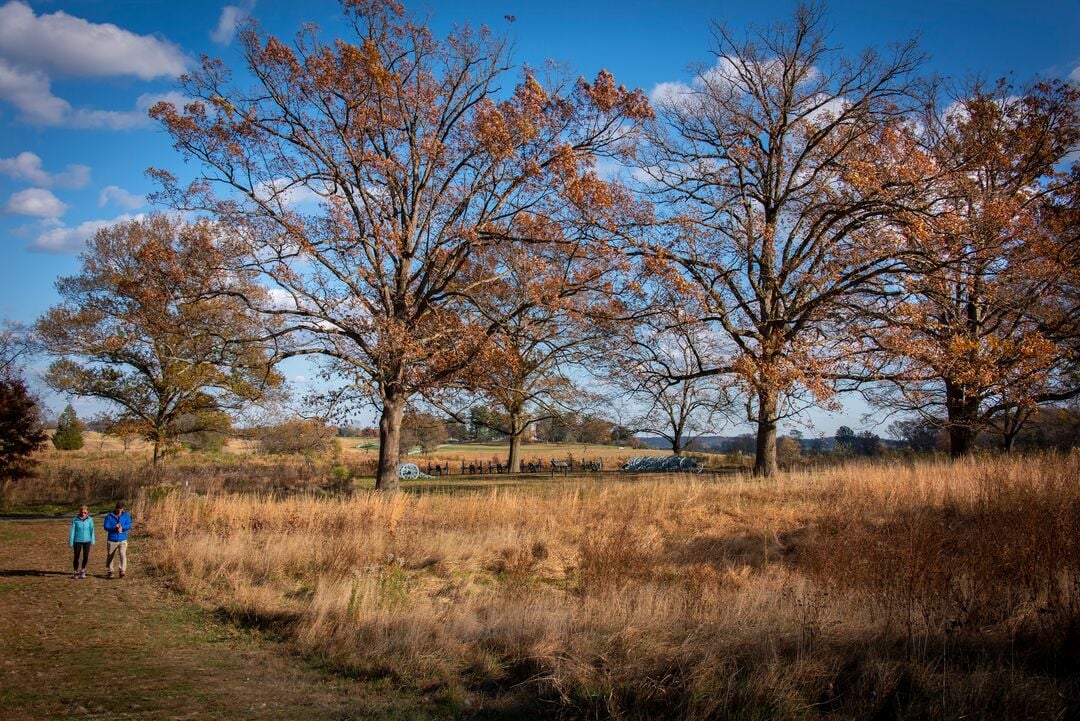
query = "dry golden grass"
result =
(140, 454, 1080, 719)
(47, 430, 262, 455)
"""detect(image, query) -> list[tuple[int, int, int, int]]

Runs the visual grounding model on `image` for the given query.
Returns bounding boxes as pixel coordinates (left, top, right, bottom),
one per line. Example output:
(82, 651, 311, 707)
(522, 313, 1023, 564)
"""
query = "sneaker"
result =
(106, 570, 113, 579)
(119, 571, 126, 578)
(79, 570, 86, 579)
(71, 573, 79, 579)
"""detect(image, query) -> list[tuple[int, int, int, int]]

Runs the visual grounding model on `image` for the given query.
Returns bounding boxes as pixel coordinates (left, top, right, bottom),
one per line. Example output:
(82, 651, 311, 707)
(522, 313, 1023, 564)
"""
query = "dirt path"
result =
(0, 519, 440, 720)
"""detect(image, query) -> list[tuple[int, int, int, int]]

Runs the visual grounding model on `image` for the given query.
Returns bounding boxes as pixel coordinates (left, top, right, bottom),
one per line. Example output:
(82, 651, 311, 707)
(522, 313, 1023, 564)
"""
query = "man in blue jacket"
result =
(103, 501, 132, 578)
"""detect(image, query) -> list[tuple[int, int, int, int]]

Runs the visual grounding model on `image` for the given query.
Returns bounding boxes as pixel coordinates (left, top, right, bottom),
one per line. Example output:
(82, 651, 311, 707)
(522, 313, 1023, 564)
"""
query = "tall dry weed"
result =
(141, 455, 1080, 719)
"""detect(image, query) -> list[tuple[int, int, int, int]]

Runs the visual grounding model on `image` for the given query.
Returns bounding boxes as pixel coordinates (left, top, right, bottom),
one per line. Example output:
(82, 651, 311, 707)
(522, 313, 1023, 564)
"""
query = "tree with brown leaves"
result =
(37, 214, 279, 464)
(864, 80, 1080, 456)
(151, 0, 650, 489)
(432, 238, 632, 472)
(637, 3, 926, 475)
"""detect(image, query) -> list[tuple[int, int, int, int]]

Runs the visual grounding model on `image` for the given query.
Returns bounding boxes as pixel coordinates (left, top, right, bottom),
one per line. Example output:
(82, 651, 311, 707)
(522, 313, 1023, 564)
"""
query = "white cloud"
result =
(30, 213, 143, 254)
(0, 63, 186, 129)
(0, 1, 187, 79)
(698, 56, 742, 91)
(651, 57, 810, 112)
(1070, 65, 1080, 83)
(211, 3, 255, 46)
(3, 187, 67, 217)
(801, 95, 851, 126)
(0, 151, 90, 188)
(0, 3, 189, 128)
(650, 57, 740, 109)
(0, 58, 69, 124)
(650, 80, 696, 107)
(136, 90, 189, 111)
(68, 91, 190, 130)
(98, 185, 146, 210)
(266, 287, 298, 310)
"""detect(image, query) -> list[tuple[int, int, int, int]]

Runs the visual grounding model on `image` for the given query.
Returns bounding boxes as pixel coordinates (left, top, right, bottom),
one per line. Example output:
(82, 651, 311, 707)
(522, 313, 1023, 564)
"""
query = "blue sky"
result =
(2, 0, 1078, 431)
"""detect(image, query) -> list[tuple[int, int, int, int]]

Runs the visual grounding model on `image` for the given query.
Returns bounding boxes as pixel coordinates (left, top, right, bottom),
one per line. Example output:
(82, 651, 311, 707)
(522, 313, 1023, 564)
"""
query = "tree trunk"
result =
(376, 392, 406, 491)
(944, 380, 978, 458)
(947, 425, 975, 458)
(671, 435, 683, 456)
(1002, 431, 1017, 454)
(753, 387, 778, 477)
(151, 423, 165, 465)
(507, 409, 524, 474)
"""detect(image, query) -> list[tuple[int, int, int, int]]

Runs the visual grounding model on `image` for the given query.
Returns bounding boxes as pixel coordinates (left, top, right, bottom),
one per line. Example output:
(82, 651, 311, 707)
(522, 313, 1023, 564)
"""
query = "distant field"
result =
(45, 431, 260, 457)
(342, 440, 670, 466)
(66, 433, 671, 466)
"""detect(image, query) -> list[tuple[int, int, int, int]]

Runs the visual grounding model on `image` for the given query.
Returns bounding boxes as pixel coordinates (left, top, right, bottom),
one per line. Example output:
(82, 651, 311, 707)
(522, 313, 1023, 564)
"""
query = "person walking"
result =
(103, 502, 132, 579)
(68, 505, 94, 579)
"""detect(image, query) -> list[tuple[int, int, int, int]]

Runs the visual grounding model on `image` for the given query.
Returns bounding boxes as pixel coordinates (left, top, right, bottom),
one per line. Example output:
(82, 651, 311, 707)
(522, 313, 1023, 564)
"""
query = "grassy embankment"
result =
(139, 454, 1080, 719)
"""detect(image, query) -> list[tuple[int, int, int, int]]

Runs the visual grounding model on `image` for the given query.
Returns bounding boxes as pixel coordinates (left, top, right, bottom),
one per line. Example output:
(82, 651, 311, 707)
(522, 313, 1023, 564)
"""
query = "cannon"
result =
(619, 455, 704, 473)
(397, 462, 432, 480)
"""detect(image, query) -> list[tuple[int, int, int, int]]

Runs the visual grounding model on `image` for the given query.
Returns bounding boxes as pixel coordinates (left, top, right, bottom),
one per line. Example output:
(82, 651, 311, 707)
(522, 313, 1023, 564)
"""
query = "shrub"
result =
(258, 418, 337, 455)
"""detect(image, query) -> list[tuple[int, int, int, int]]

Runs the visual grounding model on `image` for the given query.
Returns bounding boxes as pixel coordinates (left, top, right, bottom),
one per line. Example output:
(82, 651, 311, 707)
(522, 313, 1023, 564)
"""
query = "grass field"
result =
(138, 454, 1080, 719)
(6, 446, 1079, 718)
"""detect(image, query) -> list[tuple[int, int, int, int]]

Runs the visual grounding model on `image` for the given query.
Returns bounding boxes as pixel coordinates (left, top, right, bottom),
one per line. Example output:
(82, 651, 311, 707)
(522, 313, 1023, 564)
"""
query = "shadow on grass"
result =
(0, 569, 71, 577)
(212, 607, 301, 641)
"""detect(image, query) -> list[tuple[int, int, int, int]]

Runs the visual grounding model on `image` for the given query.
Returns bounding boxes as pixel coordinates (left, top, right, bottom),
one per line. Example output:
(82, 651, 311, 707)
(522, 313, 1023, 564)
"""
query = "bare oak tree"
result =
(603, 312, 732, 455)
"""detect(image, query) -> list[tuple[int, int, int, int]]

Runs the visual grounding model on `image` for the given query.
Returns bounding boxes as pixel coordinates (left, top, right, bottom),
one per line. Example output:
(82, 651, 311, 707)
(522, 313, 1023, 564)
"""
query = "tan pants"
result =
(106, 540, 127, 573)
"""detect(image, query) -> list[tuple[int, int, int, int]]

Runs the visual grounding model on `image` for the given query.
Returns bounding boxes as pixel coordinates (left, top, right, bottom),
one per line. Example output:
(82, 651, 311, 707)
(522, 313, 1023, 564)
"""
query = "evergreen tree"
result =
(52, 404, 84, 450)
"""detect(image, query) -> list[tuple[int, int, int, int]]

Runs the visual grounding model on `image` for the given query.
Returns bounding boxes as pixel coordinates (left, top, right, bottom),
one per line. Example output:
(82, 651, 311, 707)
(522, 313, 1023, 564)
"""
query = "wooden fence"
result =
(421, 457, 604, 477)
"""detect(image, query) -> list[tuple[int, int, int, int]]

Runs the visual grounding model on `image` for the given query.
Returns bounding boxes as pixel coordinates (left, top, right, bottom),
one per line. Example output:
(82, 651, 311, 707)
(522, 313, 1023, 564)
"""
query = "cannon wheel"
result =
(397, 462, 421, 480)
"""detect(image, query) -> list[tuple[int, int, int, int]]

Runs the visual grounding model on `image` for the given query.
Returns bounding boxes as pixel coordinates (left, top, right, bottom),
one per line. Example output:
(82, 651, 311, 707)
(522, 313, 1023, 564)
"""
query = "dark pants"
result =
(72, 541, 90, 571)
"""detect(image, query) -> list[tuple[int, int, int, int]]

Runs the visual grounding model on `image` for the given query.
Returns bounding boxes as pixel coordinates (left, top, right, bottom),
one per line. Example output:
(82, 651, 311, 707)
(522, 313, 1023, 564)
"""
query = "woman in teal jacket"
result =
(69, 505, 94, 579)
